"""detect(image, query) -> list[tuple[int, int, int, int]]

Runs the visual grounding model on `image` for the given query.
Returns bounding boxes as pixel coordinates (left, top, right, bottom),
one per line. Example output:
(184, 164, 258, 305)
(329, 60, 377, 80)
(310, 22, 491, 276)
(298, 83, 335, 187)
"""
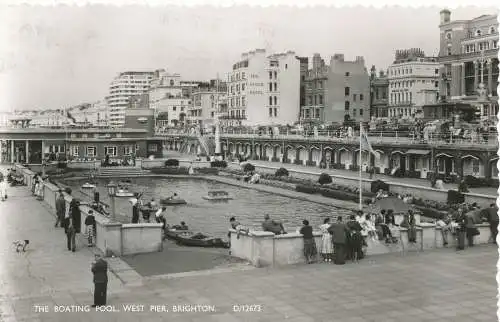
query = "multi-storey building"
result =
(189, 89, 226, 128)
(387, 49, 440, 120)
(301, 53, 329, 123)
(226, 49, 301, 126)
(30, 109, 71, 127)
(436, 9, 499, 121)
(369, 66, 389, 118)
(154, 97, 191, 128)
(327, 54, 370, 123)
(68, 100, 109, 127)
(107, 71, 154, 127)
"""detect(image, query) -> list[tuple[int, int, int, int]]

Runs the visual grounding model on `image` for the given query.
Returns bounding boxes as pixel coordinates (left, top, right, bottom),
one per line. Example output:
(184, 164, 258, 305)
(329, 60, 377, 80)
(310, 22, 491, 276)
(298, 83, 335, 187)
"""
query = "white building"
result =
(154, 97, 191, 127)
(189, 90, 227, 128)
(68, 100, 109, 127)
(226, 49, 301, 126)
(388, 49, 440, 120)
(107, 71, 154, 127)
(30, 109, 72, 127)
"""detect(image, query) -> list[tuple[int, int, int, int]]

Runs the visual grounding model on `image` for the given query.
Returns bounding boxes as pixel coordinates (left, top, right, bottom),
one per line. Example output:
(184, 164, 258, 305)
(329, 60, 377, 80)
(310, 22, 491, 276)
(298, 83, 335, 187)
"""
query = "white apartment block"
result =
(226, 49, 301, 126)
(189, 91, 227, 128)
(107, 71, 154, 127)
(155, 97, 191, 127)
(388, 49, 440, 119)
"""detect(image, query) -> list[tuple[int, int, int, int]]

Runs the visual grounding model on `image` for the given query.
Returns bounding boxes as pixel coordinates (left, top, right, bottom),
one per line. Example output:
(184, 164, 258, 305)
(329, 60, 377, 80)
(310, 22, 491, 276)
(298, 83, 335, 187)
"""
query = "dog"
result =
(13, 240, 29, 253)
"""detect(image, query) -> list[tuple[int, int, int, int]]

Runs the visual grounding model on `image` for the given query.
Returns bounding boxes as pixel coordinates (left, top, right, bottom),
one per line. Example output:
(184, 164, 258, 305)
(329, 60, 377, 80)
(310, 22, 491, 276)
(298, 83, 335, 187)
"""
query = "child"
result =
(229, 217, 249, 239)
(85, 210, 96, 247)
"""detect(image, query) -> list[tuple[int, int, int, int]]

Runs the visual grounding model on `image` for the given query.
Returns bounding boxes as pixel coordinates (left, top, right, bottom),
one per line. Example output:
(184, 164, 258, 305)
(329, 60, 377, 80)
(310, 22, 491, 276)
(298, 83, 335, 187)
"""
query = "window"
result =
(360, 94, 364, 101)
(353, 94, 357, 101)
(269, 108, 273, 117)
(447, 47, 452, 56)
(359, 109, 363, 116)
(274, 83, 277, 91)
(345, 101, 350, 110)
(269, 96, 273, 106)
(345, 72, 350, 77)
(345, 87, 350, 96)
(242, 96, 246, 107)
(319, 95, 323, 105)
(274, 108, 277, 117)
(476, 29, 482, 37)
(274, 71, 277, 79)
(479, 42, 489, 51)
(86, 146, 97, 157)
(269, 83, 273, 91)
(446, 32, 452, 40)
(353, 109, 357, 117)
(274, 96, 277, 105)
(285, 64, 287, 69)
(315, 108, 320, 119)
(148, 144, 158, 152)
(490, 26, 496, 34)
(172, 106, 176, 111)
(124, 145, 134, 155)
(435, 81, 439, 88)
(71, 146, 79, 157)
(269, 72, 272, 79)
(242, 72, 246, 79)
(494, 40, 498, 49)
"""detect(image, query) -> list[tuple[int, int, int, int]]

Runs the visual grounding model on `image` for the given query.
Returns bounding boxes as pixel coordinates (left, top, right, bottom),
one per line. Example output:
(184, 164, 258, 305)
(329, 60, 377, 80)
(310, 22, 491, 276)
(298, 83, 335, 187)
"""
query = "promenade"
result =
(0, 184, 498, 322)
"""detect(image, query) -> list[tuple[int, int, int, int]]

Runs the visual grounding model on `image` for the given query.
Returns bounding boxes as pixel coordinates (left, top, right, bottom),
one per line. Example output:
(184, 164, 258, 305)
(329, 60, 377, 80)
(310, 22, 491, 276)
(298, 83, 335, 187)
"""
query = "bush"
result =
(243, 163, 255, 173)
(165, 159, 179, 167)
(318, 173, 332, 185)
(447, 190, 464, 205)
(275, 167, 289, 177)
(210, 160, 227, 168)
(370, 180, 389, 193)
(151, 166, 189, 175)
(464, 175, 491, 188)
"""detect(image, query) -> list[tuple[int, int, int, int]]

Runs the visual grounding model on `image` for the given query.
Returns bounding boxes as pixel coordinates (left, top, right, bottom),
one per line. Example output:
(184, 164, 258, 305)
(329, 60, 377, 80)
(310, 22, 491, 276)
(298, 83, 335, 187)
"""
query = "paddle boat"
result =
(202, 190, 233, 201)
(160, 198, 187, 205)
(165, 230, 228, 248)
(81, 182, 96, 189)
(115, 189, 135, 198)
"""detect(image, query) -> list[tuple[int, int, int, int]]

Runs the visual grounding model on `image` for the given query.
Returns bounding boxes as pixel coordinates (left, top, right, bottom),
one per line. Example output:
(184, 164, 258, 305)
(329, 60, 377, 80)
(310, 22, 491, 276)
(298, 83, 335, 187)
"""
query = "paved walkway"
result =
(0, 185, 498, 321)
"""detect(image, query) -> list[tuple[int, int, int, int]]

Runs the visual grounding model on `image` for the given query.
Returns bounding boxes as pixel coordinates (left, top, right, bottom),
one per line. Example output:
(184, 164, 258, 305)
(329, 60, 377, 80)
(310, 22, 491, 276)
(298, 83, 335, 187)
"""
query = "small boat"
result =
(115, 189, 135, 197)
(160, 198, 187, 205)
(81, 183, 96, 189)
(202, 190, 233, 201)
(165, 230, 228, 248)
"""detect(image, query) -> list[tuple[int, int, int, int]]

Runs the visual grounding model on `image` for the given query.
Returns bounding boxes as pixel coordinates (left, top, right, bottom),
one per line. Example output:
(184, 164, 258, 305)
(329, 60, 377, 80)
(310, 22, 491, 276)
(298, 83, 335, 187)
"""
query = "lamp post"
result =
(107, 182, 117, 221)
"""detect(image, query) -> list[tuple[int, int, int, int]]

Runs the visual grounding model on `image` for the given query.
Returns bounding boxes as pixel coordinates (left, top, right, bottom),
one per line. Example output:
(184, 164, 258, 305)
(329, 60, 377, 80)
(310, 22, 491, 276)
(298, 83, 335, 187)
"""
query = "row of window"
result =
(390, 79, 438, 88)
(305, 80, 325, 90)
(388, 107, 415, 118)
(269, 82, 278, 92)
(230, 83, 247, 94)
(229, 110, 246, 118)
(268, 107, 279, 118)
(302, 108, 321, 119)
(269, 71, 278, 80)
(269, 96, 279, 106)
(307, 94, 323, 106)
(390, 68, 439, 77)
(230, 72, 246, 82)
(464, 40, 499, 54)
(344, 87, 365, 101)
(69, 145, 137, 157)
(390, 92, 413, 105)
(230, 96, 246, 107)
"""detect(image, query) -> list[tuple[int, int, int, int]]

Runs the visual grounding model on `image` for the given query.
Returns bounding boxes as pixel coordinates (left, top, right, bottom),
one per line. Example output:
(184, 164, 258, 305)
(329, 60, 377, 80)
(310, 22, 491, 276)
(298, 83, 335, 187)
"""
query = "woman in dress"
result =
(319, 218, 333, 262)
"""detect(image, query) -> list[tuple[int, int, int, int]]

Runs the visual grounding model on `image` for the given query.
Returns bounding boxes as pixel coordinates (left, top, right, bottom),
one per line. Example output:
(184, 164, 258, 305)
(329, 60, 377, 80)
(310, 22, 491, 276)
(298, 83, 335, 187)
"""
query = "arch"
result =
(265, 145, 274, 161)
(310, 145, 320, 151)
(285, 144, 295, 150)
(338, 147, 349, 153)
(263, 143, 272, 149)
(324, 146, 333, 151)
(295, 145, 306, 150)
(462, 155, 484, 177)
(391, 150, 405, 155)
(297, 145, 308, 165)
(461, 154, 479, 160)
(374, 149, 384, 155)
(435, 153, 453, 158)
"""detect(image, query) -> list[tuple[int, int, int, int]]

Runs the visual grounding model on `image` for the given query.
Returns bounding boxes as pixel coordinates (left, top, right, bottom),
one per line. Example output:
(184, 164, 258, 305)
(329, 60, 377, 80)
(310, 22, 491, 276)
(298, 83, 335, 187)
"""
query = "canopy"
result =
(369, 196, 414, 214)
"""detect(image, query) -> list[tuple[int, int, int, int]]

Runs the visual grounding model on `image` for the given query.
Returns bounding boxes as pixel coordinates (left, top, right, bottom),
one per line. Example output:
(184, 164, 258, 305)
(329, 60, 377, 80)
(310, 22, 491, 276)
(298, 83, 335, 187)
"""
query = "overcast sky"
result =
(0, 5, 497, 112)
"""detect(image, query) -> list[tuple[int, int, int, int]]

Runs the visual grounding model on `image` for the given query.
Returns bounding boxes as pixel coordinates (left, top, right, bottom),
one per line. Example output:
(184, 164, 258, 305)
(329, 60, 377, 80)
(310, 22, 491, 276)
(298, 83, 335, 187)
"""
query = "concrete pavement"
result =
(0, 185, 498, 322)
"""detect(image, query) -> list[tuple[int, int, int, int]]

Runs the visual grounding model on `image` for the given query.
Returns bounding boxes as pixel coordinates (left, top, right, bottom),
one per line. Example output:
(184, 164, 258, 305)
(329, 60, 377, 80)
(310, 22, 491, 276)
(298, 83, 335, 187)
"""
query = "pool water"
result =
(69, 177, 351, 239)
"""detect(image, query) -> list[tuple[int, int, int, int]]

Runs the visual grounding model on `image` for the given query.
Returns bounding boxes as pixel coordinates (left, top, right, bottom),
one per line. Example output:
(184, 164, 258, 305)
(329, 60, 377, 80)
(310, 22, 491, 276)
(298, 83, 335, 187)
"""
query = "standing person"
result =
(299, 220, 317, 264)
(131, 193, 140, 224)
(66, 199, 81, 252)
(400, 210, 417, 244)
(155, 207, 167, 235)
(0, 178, 7, 202)
(55, 190, 66, 227)
(319, 218, 333, 262)
(465, 213, 477, 247)
(346, 215, 364, 261)
(455, 208, 467, 251)
(91, 254, 108, 308)
(85, 210, 96, 247)
(482, 203, 499, 244)
(328, 216, 348, 265)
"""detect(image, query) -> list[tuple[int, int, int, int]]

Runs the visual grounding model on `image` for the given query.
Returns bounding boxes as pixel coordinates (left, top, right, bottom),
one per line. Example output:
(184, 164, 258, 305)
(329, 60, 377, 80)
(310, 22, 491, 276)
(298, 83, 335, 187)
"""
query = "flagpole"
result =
(359, 121, 362, 210)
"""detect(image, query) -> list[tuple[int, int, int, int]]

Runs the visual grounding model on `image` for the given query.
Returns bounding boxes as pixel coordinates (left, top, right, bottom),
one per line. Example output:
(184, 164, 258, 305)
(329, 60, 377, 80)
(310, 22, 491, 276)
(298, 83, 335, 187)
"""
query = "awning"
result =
(406, 149, 430, 155)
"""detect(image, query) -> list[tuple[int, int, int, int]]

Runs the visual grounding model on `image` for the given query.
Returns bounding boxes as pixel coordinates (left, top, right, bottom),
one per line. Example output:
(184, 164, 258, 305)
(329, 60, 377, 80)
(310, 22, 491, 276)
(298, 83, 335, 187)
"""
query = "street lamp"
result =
(107, 181, 117, 221)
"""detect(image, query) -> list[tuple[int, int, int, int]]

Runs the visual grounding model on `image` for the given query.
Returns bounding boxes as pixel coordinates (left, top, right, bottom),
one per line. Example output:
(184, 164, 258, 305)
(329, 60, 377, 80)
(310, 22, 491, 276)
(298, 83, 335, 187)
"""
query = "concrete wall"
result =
(17, 165, 162, 257)
(231, 222, 492, 267)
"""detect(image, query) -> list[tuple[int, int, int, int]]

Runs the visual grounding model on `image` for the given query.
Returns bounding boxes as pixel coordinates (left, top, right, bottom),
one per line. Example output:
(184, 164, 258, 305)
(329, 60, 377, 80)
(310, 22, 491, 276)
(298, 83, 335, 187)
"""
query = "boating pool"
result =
(67, 177, 351, 239)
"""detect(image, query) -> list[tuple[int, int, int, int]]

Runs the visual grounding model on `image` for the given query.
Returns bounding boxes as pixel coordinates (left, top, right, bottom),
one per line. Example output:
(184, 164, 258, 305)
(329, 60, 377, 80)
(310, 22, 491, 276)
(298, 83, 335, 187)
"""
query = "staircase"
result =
(98, 166, 150, 178)
(197, 135, 215, 156)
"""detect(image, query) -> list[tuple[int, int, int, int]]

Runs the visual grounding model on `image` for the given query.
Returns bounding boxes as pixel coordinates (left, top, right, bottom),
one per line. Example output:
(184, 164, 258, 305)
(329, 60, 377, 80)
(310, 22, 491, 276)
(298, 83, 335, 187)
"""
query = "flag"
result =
(360, 127, 380, 159)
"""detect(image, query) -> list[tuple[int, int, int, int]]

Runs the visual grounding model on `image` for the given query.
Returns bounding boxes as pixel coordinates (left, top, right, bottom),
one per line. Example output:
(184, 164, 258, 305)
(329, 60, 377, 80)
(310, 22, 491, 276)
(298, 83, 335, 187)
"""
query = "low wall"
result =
(16, 165, 162, 257)
(239, 163, 496, 207)
(67, 160, 100, 170)
(141, 158, 211, 169)
(231, 222, 492, 267)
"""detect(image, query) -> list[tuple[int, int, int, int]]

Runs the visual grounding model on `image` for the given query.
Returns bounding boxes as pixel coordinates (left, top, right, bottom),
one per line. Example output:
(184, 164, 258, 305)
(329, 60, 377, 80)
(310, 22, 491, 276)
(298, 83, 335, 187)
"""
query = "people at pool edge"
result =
(262, 214, 287, 235)
(155, 207, 167, 235)
(167, 193, 180, 200)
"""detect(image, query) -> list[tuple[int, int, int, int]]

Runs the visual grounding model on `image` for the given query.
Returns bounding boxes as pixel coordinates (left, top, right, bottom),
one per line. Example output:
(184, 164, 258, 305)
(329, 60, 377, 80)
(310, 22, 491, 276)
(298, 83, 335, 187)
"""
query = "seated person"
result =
(229, 216, 249, 239)
(179, 221, 188, 230)
(170, 193, 179, 200)
(262, 214, 286, 235)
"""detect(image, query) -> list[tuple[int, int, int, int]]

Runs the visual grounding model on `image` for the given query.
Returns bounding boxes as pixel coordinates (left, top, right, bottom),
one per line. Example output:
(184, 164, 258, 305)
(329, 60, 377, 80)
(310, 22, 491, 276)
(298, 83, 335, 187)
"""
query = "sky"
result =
(0, 5, 497, 112)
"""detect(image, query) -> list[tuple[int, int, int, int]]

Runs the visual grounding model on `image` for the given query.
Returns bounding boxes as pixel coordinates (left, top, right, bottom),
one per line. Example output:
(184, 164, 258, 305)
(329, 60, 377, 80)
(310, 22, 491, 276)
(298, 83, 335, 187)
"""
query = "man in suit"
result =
(91, 254, 108, 307)
(328, 216, 348, 265)
(55, 190, 66, 228)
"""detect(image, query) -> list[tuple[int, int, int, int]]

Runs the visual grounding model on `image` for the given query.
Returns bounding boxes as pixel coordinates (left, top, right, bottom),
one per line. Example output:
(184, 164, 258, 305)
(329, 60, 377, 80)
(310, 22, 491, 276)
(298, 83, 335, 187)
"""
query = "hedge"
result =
(370, 180, 389, 193)
(318, 173, 332, 185)
(243, 163, 255, 173)
(295, 184, 372, 204)
(447, 190, 464, 205)
(464, 175, 496, 188)
(210, 160, 227, 168)
(275, 167, 289, 177)
(165, 159, 180, 167)
(151, 167, 189, 175)
(196, 168, 219, 175)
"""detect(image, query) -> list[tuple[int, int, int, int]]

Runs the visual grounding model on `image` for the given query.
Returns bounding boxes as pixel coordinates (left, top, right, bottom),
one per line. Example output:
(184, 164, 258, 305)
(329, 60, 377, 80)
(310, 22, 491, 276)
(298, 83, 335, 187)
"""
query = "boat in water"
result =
(160, 198, 187, 205)
(165, 230, 228, 248)
(202, 190, 233, 201)
(81, 182, 96, 189)
(115, 189, 135, 197)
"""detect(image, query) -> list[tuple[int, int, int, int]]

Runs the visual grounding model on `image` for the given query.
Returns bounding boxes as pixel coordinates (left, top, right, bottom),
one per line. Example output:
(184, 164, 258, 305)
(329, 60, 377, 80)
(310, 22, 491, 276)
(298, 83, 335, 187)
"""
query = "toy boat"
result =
(81, 183, 96, 189)
(202, 190, 233, 201)
(165, 230, 228, 248)
(115, 189, 135, 197)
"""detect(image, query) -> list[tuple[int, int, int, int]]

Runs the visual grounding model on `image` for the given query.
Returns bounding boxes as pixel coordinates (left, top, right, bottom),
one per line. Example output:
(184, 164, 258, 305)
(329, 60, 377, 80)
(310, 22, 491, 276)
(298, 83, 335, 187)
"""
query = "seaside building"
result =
(369, 66, 389, 119)
(433, 9, 499, 122)
(189, 89, 227, 128)
(326, 54, 370, 123)
(107, 71, 155, 127)
(67, 100, 109, 127)
(387, 48, 440, 120)
(226, 49, 301, 126)
(301, 53, 329, 124)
